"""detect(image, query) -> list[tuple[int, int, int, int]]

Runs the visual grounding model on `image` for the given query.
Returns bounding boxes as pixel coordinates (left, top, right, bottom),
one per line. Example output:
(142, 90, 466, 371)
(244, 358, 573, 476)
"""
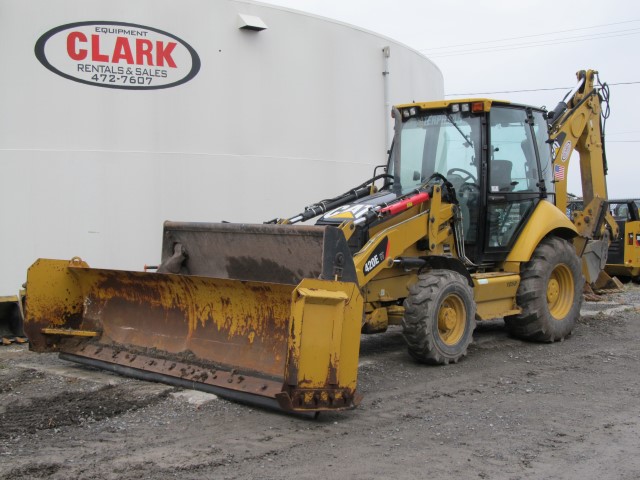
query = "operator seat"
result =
(491, 160, 514, 192)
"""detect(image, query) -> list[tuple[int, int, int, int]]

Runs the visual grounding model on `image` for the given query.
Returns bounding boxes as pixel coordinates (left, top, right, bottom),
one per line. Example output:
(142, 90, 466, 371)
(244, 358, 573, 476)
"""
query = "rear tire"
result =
(505, 237, 584, 342)
(402, 270, 476, 365)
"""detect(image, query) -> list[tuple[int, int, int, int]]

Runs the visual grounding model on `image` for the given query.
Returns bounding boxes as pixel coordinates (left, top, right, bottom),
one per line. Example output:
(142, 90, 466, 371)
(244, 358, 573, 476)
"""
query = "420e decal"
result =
(363, 237, 389, 276)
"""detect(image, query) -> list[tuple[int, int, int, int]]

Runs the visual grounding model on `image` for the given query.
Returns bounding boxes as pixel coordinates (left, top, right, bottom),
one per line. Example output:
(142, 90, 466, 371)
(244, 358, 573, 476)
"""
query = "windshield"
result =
(389, 111, 482, 193)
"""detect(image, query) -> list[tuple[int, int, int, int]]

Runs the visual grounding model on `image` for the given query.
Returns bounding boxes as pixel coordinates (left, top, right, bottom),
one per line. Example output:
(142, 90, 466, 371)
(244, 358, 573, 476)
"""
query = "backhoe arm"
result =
(548, 69, 617, 243)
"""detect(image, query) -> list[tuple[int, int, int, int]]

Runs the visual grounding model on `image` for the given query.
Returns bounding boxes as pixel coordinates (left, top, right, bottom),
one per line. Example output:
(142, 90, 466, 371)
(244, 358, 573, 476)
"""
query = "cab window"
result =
(489, 107, 538, 193)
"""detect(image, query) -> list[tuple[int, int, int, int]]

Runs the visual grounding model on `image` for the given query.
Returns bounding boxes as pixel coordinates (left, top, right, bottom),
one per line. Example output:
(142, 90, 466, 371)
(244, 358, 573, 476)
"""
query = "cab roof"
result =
(395, 98, 545, 113)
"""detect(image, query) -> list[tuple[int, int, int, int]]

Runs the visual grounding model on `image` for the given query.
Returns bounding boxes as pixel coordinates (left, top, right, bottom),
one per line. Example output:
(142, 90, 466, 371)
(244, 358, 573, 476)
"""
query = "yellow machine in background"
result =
(605, 199, 640, 281)
(24, 69, 615, 414)
(0, 292, 27, 346)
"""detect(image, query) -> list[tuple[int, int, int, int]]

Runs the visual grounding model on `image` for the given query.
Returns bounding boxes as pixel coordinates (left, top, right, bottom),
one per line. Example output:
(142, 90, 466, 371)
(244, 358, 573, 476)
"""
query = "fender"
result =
(505, 200, 578, 265)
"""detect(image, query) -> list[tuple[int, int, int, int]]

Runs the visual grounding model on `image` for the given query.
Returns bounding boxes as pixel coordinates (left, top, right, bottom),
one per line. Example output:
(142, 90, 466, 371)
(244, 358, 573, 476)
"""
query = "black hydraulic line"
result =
(266, 173, 392, 224)
(597, 77, 611, 176)
(394, 257, 428, 270)
(291, 186, 372, 223)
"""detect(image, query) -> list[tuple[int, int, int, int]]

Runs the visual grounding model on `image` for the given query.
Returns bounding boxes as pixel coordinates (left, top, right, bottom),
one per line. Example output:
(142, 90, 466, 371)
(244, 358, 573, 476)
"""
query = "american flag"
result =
(554, 164, 565, 181)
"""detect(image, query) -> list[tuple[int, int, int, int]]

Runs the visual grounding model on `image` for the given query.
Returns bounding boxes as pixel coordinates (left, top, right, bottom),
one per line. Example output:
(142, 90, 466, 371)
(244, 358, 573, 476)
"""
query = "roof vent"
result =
(238, 14, 268, 32)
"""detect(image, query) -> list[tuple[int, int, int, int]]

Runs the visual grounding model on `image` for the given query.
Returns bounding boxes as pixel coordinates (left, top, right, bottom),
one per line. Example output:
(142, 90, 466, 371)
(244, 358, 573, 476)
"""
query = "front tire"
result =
(505, 236, 584, 341)
(402, 270, 476, 365)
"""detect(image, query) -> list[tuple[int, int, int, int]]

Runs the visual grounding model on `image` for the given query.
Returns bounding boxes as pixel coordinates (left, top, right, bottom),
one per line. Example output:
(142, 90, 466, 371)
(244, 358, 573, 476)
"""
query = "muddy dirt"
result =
(1, 285, 639, 479)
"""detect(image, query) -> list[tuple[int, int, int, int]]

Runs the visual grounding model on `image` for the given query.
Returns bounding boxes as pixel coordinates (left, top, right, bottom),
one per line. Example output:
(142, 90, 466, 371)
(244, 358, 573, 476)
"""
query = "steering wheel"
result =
(447, 168, 477, 185)
(458, 182, 479, 195)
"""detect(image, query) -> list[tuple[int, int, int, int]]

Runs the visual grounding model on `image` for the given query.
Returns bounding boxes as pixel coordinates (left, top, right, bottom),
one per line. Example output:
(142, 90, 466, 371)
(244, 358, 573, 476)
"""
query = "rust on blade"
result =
(25, 259, 294, 378)
(24, 259, 87, 351)
(24, 258, 364, 413)
(79, 267, 294, 378)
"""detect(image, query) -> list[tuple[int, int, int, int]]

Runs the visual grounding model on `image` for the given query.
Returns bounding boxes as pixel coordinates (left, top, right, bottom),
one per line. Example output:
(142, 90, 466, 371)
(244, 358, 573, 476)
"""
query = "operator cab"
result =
(388, 100, 554, 268)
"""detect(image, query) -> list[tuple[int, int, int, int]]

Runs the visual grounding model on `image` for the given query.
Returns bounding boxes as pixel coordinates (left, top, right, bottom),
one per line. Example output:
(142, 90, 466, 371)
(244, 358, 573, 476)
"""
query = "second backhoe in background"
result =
(604, 199, 640, 281)
(23, 69, 616, 414)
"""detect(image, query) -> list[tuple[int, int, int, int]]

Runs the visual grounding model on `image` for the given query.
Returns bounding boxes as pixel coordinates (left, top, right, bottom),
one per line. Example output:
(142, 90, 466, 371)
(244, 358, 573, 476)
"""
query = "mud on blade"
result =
(24, 256, 363, 413)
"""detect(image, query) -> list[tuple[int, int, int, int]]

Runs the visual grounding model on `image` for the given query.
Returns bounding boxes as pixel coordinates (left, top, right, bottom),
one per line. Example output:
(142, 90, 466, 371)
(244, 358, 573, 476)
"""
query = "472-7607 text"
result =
(91, 74, 154, 85)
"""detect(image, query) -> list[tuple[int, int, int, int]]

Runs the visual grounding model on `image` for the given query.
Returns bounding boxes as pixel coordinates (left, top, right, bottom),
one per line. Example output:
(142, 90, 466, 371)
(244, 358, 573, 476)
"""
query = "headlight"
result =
(402, 107, 418, 118)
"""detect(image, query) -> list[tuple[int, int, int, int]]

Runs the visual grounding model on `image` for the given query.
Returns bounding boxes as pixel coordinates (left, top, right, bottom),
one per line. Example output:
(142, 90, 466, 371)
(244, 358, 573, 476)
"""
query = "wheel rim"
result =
(547, 263, 574, 320)
(437, 294, 466, 346)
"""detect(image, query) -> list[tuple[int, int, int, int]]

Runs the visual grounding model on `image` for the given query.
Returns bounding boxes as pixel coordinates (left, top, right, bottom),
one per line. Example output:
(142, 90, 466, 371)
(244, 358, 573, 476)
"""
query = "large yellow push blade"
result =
(24, 258, 363, 413)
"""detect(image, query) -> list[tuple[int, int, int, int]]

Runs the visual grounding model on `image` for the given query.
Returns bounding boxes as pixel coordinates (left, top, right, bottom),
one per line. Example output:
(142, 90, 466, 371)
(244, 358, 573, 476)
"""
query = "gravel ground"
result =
(1, 284, 639, 479)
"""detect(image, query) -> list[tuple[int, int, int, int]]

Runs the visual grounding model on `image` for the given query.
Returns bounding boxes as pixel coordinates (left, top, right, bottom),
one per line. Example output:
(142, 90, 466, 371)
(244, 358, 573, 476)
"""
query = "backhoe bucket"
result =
(24, 224, 363, 413)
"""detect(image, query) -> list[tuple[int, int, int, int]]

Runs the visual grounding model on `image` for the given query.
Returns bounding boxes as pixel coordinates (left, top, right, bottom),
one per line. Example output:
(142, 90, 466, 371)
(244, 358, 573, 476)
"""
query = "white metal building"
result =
(0, 0, 443, 293)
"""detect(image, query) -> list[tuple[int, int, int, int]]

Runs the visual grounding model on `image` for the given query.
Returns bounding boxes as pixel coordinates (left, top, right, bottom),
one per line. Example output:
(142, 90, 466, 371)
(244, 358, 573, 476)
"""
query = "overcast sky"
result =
(259, 0, 640, 198)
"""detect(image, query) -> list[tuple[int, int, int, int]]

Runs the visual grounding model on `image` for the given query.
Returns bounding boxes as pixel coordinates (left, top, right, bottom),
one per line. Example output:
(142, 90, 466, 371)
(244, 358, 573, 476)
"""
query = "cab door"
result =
(482, 106, 550, 261)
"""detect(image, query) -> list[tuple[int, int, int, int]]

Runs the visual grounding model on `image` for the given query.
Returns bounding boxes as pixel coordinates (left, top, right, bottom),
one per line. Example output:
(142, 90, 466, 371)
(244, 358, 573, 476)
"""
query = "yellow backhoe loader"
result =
(23, 69, 616, 414)
(604, 199, 640, 281)
(568, 197, 638, 285)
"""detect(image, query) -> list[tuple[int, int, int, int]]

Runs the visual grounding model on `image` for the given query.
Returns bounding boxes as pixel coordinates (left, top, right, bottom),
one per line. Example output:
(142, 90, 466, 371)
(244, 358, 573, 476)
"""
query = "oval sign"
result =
(35, 21, 200, 90)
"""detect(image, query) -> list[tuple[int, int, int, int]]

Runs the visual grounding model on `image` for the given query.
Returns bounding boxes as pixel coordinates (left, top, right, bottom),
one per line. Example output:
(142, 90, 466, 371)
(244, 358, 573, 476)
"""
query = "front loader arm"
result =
(343, 185, 457, 287)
